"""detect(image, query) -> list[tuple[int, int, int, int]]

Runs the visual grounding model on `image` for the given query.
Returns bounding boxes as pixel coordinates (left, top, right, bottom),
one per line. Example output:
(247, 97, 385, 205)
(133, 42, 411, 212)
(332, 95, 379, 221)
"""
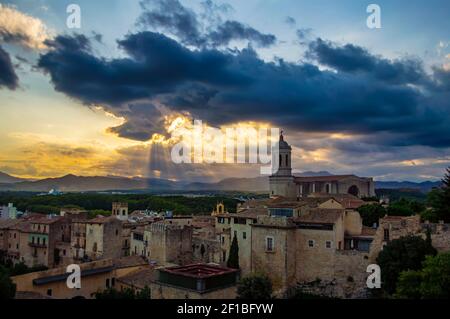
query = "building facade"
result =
(269, 134, 375, 199)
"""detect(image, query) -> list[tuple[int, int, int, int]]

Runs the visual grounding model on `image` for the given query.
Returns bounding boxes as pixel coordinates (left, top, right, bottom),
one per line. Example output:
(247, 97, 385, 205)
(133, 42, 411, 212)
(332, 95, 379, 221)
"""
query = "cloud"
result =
(137, 0, 276, 48)
(306, 38, 427, 85)
(284, 16, 296, 27)
(207, 20, 276, 48)
(38, 32, 450, 149)
(0, 45, 19, 90)
(0, 4, 52, 50)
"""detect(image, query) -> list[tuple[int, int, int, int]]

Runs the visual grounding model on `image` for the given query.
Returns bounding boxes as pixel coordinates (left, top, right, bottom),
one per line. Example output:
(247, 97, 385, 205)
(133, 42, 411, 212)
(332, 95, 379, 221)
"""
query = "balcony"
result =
(29, 242, 47, 248)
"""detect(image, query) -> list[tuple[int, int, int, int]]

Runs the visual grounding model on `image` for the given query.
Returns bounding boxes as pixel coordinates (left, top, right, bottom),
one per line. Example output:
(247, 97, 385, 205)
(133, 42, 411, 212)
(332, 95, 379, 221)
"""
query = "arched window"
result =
(286, 154, 289, 167)
(279, 154, 283, 167)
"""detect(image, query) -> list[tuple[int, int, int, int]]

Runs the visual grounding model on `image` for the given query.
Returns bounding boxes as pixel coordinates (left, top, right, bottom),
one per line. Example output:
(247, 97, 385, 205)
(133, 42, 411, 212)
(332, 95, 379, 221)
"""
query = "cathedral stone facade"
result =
(269, 134, 375, 199)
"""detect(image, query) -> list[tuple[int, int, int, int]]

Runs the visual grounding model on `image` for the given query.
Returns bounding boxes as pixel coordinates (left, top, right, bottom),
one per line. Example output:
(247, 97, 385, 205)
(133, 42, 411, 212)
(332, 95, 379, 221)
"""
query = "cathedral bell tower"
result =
(269, 131, 296, 198)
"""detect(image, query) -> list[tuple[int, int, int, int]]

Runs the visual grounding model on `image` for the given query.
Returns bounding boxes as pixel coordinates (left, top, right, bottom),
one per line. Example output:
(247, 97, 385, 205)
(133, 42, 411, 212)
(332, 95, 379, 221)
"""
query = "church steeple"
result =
(272, 130, 292, 177)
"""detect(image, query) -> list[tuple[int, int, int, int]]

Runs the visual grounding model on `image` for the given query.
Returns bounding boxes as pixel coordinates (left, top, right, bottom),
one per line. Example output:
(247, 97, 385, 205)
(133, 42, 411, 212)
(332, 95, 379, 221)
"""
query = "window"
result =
(234, 231, 237, 238)
(13, 233, 16, 239)
(243, 232, 247, 240)
(266, 236, 274, 252)
(106, 278, 110, 288)
(326, 241, 332, 249)
(43, 238, 46, 245)
(63, 249, 66, 256)
(16, 244, 19, 249)
(221, 236, 224, 245)
(111, 278, 115, 287)
(115, 229, 119, 236)
(37, 237, 40, 244)
(222, 251, 226, 262)
(122, 209, 126, 216)
(308, 240, 315, 248)
(47, 289, 52, 296)
(383, 229, 390, 241)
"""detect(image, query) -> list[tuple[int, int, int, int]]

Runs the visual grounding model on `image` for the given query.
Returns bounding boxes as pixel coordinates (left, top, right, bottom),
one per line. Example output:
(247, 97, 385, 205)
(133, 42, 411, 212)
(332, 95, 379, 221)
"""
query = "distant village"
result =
(1, 135, 449, 299)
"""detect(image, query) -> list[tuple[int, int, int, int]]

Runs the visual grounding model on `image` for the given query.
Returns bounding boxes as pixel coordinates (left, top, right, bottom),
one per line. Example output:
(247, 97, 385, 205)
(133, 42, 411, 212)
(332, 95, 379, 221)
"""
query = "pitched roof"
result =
(117, 267, 154, 289)
(293, 209, 344, 224)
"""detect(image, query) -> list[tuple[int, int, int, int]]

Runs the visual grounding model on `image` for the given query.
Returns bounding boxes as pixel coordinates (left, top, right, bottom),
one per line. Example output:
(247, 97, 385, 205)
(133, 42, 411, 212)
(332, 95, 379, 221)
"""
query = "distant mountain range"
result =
(0, 171, 441, 193)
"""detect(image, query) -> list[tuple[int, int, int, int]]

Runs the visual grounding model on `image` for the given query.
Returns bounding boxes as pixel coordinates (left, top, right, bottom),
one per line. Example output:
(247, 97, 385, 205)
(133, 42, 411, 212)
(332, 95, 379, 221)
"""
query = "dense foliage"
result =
(376, 235, 436, 295)
(0, 265, 16, 299)
(0, 192, 241, 215)
(425, 167, 450, 222)
(237, 273, 273, 299)
(395, 252, 450, 299)
(357, 204, 387, 227)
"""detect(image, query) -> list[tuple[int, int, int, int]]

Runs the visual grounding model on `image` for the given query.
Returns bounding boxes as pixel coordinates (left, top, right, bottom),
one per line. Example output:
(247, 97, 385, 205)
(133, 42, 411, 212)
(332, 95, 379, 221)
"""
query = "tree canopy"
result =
(376, 235, 437, 295)
(237, 273, 273, 299)
(396, 253, 450, 299)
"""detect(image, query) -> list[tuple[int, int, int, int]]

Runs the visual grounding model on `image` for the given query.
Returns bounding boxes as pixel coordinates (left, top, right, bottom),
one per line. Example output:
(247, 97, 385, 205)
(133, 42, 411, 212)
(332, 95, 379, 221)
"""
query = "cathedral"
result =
(269, 133, 375, 199)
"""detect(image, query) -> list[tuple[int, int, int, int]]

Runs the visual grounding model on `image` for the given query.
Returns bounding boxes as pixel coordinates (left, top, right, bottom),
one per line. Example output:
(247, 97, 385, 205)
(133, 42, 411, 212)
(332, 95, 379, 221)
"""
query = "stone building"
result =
(112, 202, 128, 221)
(148, 220, 193, 266)
(130, 226, 148, 258)
(269, 133, 375, 199)
(71, 219, 88, 262)
(85, 216, 123, 261)
(249, 195, 374, 297)
(23, 216, 69, 268)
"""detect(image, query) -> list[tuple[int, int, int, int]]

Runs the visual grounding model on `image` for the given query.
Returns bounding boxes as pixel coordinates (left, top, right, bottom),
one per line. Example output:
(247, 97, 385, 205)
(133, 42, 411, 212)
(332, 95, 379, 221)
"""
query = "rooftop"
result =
(293, 209, 344, 225)
(294, 175, 356, 182)
(117, 267, 154, 289)
(161, 263, 238, 279)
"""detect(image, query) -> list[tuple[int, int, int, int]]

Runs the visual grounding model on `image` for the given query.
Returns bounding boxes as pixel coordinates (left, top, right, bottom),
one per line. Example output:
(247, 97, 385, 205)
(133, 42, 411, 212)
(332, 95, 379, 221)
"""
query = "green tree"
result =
(377, 235, 436, 295)
(136, 286, 151, 299)
(0, 265, 16, 299)
(395, 270, 423, 299)
(357, 204, 387, 227)
(227, 235, 239, 269)
(395, 253, 450, 299)
(237, 274, 273, 299)
(387, 198, 425, 217)
(427, 167, 450, 222)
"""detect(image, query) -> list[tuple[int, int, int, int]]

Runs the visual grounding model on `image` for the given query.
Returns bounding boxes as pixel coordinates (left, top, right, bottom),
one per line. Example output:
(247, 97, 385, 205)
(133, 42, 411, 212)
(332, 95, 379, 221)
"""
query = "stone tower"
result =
(269, 132, 296, 198)
(112, 202, 128, 221)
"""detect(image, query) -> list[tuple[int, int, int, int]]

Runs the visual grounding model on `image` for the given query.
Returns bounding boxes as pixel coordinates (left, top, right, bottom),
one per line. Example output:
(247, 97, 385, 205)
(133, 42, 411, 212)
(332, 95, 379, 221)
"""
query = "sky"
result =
(0, 0, 449, 182)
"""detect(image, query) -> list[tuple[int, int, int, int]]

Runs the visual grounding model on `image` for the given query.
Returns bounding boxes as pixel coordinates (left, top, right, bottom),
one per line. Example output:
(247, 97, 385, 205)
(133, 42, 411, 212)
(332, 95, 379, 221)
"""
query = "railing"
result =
(29, 242, 47, 248)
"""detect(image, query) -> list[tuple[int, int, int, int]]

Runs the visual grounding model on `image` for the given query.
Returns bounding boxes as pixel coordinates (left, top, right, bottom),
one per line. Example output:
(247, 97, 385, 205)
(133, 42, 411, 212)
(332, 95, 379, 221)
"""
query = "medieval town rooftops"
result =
(0, 218, 22, 229)
(160, 263, 238, 279)
(116, 267, 154, 289)
(31, 215, 65, 225)
(293, 209, 344, 225)
(267, 197, 331, 208)
(113, 255, 148, 269)
(87, 215, 119, 224)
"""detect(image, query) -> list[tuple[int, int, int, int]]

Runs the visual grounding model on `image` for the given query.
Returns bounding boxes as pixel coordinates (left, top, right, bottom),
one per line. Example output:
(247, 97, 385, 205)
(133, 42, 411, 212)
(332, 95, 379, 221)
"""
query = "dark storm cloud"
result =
(38, 31, 450, 147)
(307, 38, 427, 85)
(0, 45, 19, 90)
(107, 102, 165, 141)
(138, 0, 205, 47)
(137, 0, 276, 48)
